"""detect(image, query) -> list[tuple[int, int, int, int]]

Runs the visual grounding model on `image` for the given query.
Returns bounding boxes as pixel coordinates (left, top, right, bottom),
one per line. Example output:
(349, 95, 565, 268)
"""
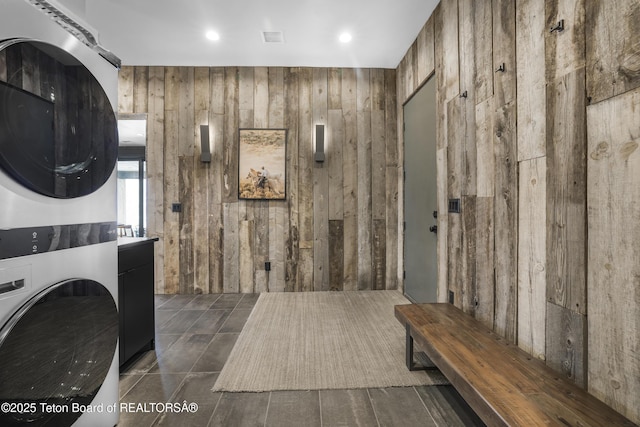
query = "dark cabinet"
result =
(118, 238, 156, 368)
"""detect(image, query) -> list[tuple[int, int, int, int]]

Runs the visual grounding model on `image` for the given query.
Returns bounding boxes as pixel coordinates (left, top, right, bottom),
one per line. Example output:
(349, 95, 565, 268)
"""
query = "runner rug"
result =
(212, 290, 447, 392)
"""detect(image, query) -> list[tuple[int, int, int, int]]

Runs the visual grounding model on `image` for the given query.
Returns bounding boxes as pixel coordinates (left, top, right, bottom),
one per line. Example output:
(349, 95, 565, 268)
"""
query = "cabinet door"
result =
(118, 273, 125, 365)
(122, 263, 155, 363)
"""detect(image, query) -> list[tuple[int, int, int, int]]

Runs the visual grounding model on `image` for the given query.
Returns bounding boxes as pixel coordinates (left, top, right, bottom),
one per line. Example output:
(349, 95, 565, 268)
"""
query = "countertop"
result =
(117, 236, 159, 249)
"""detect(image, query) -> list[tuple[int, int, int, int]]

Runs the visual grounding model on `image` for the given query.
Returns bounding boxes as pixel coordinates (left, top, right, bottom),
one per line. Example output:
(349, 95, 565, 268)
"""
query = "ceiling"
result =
(54, 0, 439, 69)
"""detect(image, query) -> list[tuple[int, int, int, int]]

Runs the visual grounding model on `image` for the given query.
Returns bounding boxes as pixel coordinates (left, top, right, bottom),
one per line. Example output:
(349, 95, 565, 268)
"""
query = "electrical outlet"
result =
(448, 290, 455, 305)
(171, 203, 182, 213)
(265, 261, 271, 271)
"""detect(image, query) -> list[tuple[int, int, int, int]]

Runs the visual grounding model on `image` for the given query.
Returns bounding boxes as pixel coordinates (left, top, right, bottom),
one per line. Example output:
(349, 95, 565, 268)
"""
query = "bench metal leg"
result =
(405, 324, 436, 371)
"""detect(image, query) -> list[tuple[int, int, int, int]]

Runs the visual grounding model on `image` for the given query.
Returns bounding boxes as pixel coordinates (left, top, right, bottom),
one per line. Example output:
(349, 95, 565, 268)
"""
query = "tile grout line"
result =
(206, 391, 224, 427)
(318, 389, 323, 427)
(413, 386, 440, 427)
(263, 391, 273, 426)
(366, 388, 382, 427)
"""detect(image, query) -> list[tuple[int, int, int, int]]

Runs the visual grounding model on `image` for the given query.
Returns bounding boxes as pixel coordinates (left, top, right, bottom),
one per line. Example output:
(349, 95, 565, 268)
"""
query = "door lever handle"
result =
(429, 225, 437, 234)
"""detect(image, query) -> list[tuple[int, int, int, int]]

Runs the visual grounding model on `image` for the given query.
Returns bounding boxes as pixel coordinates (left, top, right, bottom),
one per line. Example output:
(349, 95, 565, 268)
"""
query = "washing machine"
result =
(0, 1, 120, 426)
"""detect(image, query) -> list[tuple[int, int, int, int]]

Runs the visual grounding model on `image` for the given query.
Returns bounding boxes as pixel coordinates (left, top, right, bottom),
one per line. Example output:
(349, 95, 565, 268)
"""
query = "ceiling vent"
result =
(24, 0, 121, 68)
(262, 31, 284, 44)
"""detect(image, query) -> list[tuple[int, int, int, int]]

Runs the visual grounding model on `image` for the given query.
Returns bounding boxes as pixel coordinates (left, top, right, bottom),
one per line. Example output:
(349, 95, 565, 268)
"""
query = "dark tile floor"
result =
(117, 293, 484, 427)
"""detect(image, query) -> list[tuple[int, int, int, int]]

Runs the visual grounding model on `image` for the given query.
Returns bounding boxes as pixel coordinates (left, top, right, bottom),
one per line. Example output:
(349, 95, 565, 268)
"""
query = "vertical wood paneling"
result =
(284, 68, 299, 292)
(385, 69, 399, 290)
(223, 202, 239, 293)
(546, 302, 586, 387)
(120, 65, 398, 297)
(178, 156, 194, 293)
(436, 147, 448, 303)
(493, 0, 517, 107)
(493, 101, 517, 342)
(269, 67, 286, 292)
(147, 67, 165, 293)
(193, 68, 210, 294)
(447, 97, 464, 307)
(298, 68, 314, 289)
(239, 220, 254, 293)
(587, 86, 640, 422)
(356, 68, 372, 290)
(329, 220, 344, 291)
(441, 0, 460, 102)
(133, 67, 149, 113)
(546, 68, 586, 314)
(342, 69, 358, 291)
(393, 2, 638, 421)
(473, 0, 494, 105)
(416, 15, 435, 85)
(518, 157, 547, 359)
(208, 68, 225, 294)
(328, 109, 344, 220)
(461, 195, 477, 313)
(516, 0, 546, 161)
(474, 196, 494, 328)
(545, 0, 586, 83)
(586, 0, 640, 104)
(118, 66, 133, 112)
(313, 68, 329, 291)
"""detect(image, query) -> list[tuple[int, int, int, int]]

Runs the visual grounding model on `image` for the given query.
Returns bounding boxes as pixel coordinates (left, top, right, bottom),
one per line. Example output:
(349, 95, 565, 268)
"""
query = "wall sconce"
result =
(314, 124, 325, 163)
(200, 124, 211, 162)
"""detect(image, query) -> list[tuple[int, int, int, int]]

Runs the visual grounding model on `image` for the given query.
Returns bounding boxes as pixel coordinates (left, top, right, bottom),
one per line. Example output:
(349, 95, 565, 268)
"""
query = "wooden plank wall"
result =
(118, 66, 398, 295)
(396, 0, 640, 422)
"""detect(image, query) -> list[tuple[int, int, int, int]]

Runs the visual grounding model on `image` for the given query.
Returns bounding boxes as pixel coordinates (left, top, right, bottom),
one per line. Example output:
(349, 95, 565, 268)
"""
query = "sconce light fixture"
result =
(200, 124, 211, 162)
(314, 124, 325, 163)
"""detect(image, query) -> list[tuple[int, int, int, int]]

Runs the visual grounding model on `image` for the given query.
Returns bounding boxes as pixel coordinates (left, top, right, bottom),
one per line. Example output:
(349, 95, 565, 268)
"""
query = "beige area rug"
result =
(212, 290, 447, 392)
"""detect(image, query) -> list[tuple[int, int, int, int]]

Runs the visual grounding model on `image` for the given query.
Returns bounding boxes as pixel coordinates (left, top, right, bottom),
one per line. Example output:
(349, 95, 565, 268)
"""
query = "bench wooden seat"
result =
(395, 303, 637, 427)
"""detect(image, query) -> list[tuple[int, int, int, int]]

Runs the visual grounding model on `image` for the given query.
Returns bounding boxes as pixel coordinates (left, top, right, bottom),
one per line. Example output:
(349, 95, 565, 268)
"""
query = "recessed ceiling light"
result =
(206, 30, 220, 41)
(339, 32, 352, 43)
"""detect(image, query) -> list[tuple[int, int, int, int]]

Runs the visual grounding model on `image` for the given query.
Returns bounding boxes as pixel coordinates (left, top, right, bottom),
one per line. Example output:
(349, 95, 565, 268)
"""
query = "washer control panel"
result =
(0, 222, 116, 260)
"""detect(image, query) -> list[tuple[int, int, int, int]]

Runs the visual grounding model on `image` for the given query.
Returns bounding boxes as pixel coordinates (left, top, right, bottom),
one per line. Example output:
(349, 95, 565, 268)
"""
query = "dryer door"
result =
(0, 39, 117, 198)
(0, 279, 118, 426)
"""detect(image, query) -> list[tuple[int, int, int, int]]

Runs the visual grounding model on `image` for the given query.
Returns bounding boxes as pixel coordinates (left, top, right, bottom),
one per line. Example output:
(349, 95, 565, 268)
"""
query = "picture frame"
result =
(238, 128, 287, 200)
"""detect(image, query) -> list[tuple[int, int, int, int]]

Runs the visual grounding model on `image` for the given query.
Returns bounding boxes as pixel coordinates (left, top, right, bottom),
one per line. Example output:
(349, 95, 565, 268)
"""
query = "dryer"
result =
(0, 1, 120, 426)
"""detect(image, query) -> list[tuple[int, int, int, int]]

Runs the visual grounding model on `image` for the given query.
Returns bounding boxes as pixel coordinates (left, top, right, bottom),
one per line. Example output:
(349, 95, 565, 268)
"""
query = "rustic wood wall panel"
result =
(441, 0, 460, 102)
(492, 101, 517, 342)
(587, 86, 640, 422)
(313, 68, 329, 291)
(517, 157, 547, 359)
(118, 66, 133, 113)
(416, 14, 435, 86)
(208, 68, 225, 294)
(395, 1, 637, 421)
(516, 0, 546, 161)
(545, 302, 586, 387)
(284, 68, 300, 292)
(385, 69, 399, 290)
(119, 65, 397, 295)
(341, 69, 358, 291)
(545, 0, 586, 83)
(447, 97, 464, 308)
(492, 0, 517, 107)
(473, 0, 494, 105)
(147, 67, 165, 294)
(546, 68, 586, 314)
(586, 0, 640, 104)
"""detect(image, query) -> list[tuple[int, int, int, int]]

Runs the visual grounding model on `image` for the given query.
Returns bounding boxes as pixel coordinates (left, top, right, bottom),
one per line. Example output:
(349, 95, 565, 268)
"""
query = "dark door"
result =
(403, 77, 438, 303)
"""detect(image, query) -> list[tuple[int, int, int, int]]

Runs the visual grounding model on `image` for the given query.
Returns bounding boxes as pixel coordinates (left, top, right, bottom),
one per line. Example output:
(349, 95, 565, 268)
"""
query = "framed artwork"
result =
(238, 128, 286, 200)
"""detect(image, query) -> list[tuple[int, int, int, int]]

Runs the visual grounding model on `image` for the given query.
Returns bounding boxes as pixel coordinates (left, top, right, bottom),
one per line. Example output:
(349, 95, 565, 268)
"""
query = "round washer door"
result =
(0, 279, 118, 426)
(0, 39, 117, 198)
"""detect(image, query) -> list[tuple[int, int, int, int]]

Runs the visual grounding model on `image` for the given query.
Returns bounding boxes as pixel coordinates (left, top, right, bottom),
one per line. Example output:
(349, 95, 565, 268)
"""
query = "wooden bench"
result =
(395, 303, 637, 427)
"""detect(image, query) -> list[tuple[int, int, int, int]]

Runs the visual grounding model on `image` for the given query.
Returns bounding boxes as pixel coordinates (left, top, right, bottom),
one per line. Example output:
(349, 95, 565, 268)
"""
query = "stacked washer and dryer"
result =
(0, 1, 120, 426)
